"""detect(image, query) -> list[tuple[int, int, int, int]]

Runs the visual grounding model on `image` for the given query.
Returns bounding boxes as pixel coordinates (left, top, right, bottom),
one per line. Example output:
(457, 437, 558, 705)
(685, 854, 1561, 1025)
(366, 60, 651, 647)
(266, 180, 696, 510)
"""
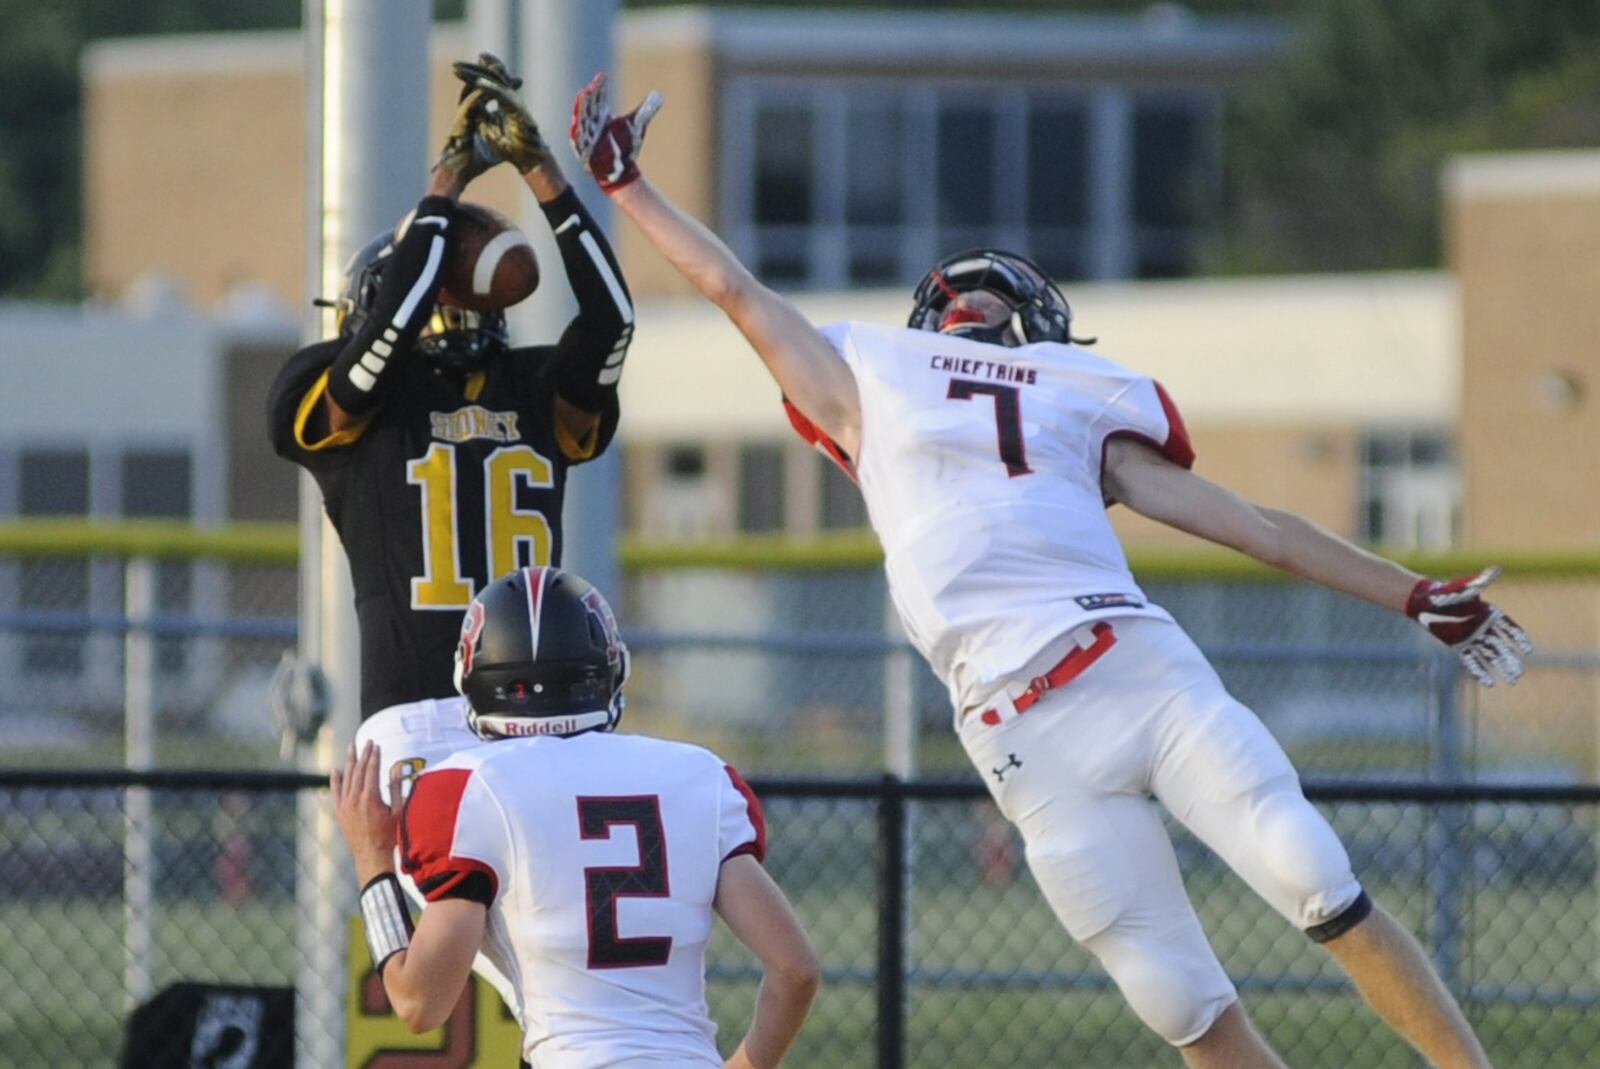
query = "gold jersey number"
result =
(406, 442, 555, 609)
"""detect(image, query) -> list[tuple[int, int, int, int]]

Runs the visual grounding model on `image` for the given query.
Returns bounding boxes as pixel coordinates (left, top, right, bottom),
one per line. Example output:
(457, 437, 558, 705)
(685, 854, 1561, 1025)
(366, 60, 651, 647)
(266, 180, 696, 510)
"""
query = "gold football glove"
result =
(452, 54, 552, 174)
(434, 89, 500, 183)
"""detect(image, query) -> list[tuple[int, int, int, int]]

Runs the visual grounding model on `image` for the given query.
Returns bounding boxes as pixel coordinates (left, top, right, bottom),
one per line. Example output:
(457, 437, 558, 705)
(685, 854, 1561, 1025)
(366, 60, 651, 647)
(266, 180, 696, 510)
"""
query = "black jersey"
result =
(269, 341, 619, 716)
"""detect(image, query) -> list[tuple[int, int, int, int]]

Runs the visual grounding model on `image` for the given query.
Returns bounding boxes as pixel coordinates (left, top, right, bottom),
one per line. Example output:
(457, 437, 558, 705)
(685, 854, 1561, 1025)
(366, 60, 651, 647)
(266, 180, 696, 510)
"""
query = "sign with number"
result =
(346, 917, 522, 1068)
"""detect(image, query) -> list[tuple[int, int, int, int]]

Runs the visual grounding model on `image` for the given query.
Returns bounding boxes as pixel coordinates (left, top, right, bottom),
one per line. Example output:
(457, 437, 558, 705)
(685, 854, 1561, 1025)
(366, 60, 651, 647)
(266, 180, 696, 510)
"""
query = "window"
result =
(122, 450, 194, 673)
(9, 444, 199, 681)
(1026, 102, 1090, 280)
(1132, 98, 1211, 278)
(738, 445, 786, 534)
(19, 449, 91, 675)
(728, 77, 1218, 290)
(1359, 430, 1458, 550)
(819, 458, 868, 531)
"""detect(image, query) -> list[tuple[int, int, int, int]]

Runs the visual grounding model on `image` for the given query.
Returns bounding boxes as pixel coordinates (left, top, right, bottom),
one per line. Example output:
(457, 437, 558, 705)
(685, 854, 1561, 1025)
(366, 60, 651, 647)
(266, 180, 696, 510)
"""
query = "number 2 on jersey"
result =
(578, 796, 673, 970)
(947, 378, 1033, 476)
(407, 442, 555, 609)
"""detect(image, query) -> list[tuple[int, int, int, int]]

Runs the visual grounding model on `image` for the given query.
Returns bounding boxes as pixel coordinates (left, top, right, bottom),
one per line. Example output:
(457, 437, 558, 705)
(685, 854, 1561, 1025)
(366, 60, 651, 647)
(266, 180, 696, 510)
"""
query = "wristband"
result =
(360, 873, 414, 975)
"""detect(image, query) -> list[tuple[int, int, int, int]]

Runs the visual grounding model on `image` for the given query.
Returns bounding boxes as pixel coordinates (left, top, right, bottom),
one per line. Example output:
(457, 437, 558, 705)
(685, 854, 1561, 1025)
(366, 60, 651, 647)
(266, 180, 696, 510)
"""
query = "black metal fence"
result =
(1, 769, 1596, 1069)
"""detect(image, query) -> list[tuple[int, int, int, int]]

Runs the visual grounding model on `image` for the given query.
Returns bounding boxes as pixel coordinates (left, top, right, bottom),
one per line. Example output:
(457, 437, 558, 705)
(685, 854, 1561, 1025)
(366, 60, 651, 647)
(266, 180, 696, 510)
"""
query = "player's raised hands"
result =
(331, 741, 401, 882)
(434, 89, 501, 187)
(570, 71, 662, 194)
(452, 54, 553, 174)
(1407, 565, 1533, 687)
(454, 51, 521, 98)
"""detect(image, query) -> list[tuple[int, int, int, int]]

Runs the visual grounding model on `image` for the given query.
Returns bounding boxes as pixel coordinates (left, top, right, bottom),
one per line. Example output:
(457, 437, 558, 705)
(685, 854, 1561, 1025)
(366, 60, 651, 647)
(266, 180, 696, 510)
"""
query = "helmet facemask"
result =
(909, 248, 1093, 347)
(417, 304, 509, 376)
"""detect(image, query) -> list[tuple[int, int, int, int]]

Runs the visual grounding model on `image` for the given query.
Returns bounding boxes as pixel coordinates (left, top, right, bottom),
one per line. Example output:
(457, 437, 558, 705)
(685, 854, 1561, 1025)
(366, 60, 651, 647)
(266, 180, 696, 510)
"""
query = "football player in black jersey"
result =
(271, 61, 634, 1063)
(268, 60, 632, 725)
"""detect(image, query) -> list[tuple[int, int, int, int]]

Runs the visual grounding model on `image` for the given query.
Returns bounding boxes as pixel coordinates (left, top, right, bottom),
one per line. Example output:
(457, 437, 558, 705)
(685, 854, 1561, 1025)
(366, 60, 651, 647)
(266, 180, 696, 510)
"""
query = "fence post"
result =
(877, 774, 907, 1069)
(1427, 651, 1465, 993)
(123, 556, 156, 1011)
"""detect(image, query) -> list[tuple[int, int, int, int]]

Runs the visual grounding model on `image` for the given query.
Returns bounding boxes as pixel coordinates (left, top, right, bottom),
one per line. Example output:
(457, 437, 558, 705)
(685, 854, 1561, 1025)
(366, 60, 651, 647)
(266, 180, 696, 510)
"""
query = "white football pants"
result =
(958, 616, 1362, 1046)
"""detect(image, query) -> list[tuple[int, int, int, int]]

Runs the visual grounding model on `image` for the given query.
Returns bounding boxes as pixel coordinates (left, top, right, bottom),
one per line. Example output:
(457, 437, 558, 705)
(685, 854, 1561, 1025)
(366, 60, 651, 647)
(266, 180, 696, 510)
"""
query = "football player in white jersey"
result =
(545, 74, 1534, 1069)
(332, 567, 820, 1069)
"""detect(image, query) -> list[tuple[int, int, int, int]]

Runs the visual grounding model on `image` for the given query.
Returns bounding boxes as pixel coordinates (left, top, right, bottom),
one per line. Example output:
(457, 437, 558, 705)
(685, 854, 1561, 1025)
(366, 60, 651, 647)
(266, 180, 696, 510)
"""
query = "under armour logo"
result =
(992, 753, 1023, 783)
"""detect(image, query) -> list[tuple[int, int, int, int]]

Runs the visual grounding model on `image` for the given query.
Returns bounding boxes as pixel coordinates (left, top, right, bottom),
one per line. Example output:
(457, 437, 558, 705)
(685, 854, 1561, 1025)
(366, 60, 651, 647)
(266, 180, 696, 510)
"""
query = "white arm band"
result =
(360, 873, 415, 975)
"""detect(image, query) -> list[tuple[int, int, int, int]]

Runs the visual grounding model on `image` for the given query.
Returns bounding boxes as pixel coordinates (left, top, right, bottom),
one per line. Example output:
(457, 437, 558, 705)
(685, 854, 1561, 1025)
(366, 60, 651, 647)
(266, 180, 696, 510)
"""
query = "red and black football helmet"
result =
(907, 248, 1093, 347)
(326, 230, 508, 375)
(453, 567, 630, 740)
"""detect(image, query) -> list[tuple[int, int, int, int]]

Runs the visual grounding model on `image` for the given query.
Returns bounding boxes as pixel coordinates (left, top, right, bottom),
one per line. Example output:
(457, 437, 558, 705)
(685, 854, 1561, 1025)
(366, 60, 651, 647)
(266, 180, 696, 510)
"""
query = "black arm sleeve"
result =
(540, 188, 635, 412)
(324, 195, 457, 416)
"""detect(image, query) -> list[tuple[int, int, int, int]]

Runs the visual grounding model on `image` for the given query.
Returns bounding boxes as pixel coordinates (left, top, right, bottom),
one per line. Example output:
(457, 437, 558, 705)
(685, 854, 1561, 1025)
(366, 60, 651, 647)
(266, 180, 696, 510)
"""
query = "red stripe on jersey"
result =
(1152, 380, 1195, 470)
(399, 768, 500, 905)
(782, 399, 856, 481)
(723, 764, 768, 863)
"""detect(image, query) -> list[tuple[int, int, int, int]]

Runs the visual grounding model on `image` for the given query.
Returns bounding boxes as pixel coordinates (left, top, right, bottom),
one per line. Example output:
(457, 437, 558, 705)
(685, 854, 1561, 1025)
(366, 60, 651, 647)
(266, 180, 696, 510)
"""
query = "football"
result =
(430, 201, 540, 311)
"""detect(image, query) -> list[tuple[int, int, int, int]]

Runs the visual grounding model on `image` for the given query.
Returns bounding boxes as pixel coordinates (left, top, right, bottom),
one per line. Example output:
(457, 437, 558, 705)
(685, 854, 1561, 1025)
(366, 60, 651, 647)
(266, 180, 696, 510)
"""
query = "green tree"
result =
(1215, 0, 1600, 273)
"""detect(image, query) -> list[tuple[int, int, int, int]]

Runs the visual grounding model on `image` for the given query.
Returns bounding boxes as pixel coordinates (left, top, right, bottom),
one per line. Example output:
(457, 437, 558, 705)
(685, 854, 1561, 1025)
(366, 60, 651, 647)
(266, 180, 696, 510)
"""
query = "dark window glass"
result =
(754, 105, 814, 225)
(846, 105, 905, 226)
(1027, 104, 1088, 227)
(1410, 433, 1450, 466)
(738, 445, 785, 534)
(820, 459, 868, 530)
(757, 253, 809, 285)
(21, 449, 89, 515)
(937, 107, 996, 226)
(122, 451, 191, 518)
(1029, 233, 1085, 283)
(665, 446, 705, 479)
(1132, 102, 1201, 228)
(848, 252, 900, 285)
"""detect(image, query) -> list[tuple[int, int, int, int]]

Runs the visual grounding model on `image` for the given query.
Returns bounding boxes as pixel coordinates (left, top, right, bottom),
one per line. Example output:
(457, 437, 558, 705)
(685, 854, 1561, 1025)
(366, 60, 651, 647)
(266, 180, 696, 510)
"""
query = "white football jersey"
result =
(793, 321, 1195, 716)
(400, 731, 766, 1069)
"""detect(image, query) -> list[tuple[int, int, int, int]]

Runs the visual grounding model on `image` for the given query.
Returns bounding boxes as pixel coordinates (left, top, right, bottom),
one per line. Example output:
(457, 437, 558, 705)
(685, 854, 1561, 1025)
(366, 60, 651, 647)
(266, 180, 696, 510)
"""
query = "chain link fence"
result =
(1, 541, 1598, 1065)
(1, 771, 1596, 1068)
(2, 551, 1596, 782)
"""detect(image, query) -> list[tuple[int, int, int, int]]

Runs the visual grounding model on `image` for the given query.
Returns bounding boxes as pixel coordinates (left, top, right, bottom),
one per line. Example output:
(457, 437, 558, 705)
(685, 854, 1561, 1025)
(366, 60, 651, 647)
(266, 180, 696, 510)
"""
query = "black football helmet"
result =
(453, 566, 630, 741)
(907, 248, 1093, 347)
(323, 230, 508, 375)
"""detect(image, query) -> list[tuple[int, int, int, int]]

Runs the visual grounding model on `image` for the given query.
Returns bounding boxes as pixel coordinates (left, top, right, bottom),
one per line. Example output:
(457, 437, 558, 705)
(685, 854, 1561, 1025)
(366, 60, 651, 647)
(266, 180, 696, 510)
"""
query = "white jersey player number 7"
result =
(798, 321, 1194, 718)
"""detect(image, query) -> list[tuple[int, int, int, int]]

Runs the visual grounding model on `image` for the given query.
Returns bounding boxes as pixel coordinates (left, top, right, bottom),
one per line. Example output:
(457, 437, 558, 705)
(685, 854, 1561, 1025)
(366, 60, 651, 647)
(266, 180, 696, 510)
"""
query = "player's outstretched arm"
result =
(714, 854, 821, 1069)
(331, 742, 486, 1032)
(568, 73, 862, 457)
(1103, 437, 1532, 686)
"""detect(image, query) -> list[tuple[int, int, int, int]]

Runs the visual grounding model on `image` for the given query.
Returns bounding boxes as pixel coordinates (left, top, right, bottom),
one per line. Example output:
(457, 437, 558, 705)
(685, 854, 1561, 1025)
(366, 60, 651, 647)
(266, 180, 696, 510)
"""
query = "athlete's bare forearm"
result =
(1252, 505, 1421, 612)
(1105, 438, 1420, 612)
(609, 178, 861, 453)
(728, 972, 819, 1069)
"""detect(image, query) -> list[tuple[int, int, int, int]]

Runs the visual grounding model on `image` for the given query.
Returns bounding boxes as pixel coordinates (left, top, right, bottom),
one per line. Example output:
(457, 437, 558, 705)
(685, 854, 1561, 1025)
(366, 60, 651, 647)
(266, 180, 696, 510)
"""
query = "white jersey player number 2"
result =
(578, 795, 673, 969)
(947, 377, 1033, 477)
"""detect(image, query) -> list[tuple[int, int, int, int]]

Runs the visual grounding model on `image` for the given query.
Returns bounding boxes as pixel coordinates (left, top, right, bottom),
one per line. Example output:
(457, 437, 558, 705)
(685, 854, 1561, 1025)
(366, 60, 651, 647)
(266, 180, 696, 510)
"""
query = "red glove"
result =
(1406, 566, 1533, 687)
(570, 71, 662, 194)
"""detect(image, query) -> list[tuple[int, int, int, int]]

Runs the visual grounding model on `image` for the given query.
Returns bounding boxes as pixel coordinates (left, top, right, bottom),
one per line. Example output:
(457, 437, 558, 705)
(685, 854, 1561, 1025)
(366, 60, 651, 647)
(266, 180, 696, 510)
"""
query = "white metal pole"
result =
(518, 0, 621, 603)
(122, 556, 155, 1012)
(121, 556, 154, 1017)
(300, 2, 431, 1065)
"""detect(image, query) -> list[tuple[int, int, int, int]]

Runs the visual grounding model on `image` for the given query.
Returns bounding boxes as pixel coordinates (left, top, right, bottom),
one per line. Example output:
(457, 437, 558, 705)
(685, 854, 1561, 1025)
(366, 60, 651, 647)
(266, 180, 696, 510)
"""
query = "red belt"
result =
(979, 622, 1117, 726)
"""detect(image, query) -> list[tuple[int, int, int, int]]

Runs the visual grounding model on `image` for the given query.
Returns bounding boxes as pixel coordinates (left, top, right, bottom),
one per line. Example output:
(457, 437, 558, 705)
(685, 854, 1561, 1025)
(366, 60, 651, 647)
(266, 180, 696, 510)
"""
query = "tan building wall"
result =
(83, 26, 722, 311)
(84, 34, 307, 307)
(1449, 152, 1600, 553)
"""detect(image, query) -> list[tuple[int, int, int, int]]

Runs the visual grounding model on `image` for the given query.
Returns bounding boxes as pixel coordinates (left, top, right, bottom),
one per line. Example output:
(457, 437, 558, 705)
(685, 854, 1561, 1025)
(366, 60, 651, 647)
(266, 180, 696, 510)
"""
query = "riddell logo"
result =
(499, 717, 579, 737)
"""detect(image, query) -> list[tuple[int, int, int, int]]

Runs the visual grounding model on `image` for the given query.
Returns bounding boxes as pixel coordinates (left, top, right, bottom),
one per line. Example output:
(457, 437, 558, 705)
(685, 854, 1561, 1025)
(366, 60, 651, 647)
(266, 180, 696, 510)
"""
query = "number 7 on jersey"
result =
(947, 378, 1033, 477)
